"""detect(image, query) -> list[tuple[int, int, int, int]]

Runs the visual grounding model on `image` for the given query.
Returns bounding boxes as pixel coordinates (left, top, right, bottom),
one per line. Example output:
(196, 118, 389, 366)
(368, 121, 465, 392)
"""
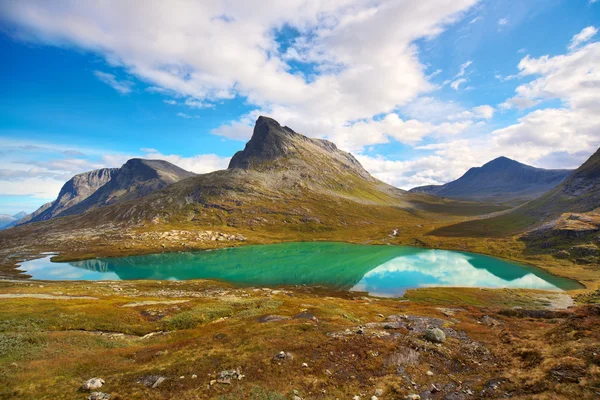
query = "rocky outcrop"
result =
(410, 156, 571, 204)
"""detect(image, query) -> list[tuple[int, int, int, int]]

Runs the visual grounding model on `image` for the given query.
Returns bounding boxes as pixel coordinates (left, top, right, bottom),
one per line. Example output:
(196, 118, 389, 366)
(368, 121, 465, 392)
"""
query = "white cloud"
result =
(176, 112, 199, 119)
(469, 16, 482, 24)
(0, 139, 229, 203)
(450, 77, 467, 90)
(569, 26, 598, 50)
(0, 0, 480, 153)
(498, 17, 508, 26)
(163, 99, 177, 105)
(454, 60, 472, 78)
(140, 150, 230, 174)
(93, 71, 134, 94)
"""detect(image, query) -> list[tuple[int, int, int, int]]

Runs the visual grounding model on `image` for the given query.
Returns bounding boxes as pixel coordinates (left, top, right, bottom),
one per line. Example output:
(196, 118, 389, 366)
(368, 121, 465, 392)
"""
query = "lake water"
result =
(18, 242, 580, 297)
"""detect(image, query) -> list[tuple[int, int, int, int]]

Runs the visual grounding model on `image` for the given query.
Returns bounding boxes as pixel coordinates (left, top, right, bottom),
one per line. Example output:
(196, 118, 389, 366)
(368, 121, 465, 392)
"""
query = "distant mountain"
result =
(431, 147, 600, 238)
(19, 159, 195, 225)
(5, 117, 503, 239)
(410, 156, 572, 204)
(12, 211, 28, 220)
(0, 211, 29, 230)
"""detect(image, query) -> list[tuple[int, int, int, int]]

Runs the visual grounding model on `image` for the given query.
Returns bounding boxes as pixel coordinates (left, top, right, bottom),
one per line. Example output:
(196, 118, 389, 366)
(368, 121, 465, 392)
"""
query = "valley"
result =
(0, 117, 599, 399)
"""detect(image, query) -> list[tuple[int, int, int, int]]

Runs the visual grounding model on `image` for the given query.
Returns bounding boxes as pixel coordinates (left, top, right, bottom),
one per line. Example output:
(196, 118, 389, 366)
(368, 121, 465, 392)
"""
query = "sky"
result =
(0, 0, 599, 215)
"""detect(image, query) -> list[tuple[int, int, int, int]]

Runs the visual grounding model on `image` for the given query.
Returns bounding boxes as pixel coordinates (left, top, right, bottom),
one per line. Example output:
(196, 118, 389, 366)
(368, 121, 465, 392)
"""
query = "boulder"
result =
(425, 327, 446, 343)
(82, 378, 105, 391)
(88, 393, 110, 400)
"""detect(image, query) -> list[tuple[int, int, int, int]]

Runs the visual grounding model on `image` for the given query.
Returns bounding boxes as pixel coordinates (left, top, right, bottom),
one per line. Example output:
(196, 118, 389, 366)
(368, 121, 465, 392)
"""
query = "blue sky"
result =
(0, 0, 599, 215)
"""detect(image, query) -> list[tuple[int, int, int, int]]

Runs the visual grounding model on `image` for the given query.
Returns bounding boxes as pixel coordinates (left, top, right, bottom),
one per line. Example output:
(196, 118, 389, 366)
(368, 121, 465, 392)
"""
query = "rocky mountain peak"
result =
(228, 116, 301, 169)
(227, 116, 372, 180)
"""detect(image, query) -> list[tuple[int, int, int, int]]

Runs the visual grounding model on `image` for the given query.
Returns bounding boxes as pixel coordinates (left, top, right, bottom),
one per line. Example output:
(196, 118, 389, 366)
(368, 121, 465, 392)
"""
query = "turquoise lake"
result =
(19, 242, 581, 297)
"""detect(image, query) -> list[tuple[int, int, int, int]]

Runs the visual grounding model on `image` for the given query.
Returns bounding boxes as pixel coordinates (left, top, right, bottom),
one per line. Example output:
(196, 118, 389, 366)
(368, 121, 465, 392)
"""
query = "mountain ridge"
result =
(410, 156, 572, 204)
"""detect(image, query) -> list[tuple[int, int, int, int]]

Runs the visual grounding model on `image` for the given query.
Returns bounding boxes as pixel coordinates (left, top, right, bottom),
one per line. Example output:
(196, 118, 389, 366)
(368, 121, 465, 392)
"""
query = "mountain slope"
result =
(410, 156, 571, 204)
(431, 147, 600, 237)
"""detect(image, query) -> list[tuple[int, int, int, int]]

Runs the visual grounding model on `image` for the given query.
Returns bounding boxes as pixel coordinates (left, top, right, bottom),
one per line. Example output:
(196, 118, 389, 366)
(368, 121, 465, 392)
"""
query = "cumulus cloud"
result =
(93, 71, 134, 94)
(0, 0, 480, 153)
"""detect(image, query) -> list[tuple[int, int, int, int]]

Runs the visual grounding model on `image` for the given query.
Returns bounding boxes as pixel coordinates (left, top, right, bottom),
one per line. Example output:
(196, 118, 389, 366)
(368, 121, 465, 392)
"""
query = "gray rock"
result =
(425, 327, 446, 343)
(407, 395, 421, 400)
(138, 375, 166, 388)
(82, 378, 105, 391)
(88, 393, 110, 400)
(482, 315, 500, 326)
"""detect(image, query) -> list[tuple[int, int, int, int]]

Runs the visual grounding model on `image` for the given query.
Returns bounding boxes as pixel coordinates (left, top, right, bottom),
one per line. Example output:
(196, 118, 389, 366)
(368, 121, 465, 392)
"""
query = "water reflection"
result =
(18, 242, 581, 297)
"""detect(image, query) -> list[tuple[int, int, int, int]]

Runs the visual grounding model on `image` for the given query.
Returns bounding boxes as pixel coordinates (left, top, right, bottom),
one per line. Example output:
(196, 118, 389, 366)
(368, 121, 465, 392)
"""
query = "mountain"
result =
(57, 159, 196, 218)
(432, 147, 600, 238)
(12, 212, 28, 220)
(19, 159, 195, 225)
(410, 156, 572, 204)
(0, 215, 16, 229)
(20, 168, 118, 225)
(0, 212, 29, 230)
(2, 117, 504, 248)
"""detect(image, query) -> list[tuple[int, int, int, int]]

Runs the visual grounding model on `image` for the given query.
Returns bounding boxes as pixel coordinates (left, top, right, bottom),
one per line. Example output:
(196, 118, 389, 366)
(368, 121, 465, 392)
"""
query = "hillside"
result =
(410, 156, 571, 204)
(18, 159, 195, 225)
(431, 147, 600, 239)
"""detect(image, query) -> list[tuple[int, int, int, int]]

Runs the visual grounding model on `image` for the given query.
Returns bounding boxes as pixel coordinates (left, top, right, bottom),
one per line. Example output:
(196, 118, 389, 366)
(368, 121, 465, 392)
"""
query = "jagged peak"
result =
(228, 116, 302, 169)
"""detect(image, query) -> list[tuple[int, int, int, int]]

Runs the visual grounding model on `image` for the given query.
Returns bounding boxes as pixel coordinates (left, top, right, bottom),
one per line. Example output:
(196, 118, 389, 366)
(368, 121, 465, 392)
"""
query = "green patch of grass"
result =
(0, 332, 47, 362)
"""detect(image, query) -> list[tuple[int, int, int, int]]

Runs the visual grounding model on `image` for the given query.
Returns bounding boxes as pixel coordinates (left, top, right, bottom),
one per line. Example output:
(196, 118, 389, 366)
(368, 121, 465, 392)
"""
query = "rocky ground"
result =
(0, 280, 599, 399)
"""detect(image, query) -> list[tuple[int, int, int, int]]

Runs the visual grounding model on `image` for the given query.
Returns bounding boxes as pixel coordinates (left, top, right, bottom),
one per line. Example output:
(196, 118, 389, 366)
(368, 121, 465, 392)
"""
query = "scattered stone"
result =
(481, 316, 500, 326)
(140, 331, 165, 340)
(217, 368, 244, 384)
(426, 370, 434, 376)
(88, 393, 110, 400)
(431, 384, 440, 393)
(302, 363, 309, 368)
(293, 311, 318, 322)
(138, 375, 166, 388)
(374, 388, 384, 396)
(425, 327, 446, 343)
(274, 351, 293, 361)
(407, 395, 421, 400)
(293, 396, 302, 400)
(353, 396, 361, 400)
(371, 396, 378, 400)
(191, 374, 198, 379)
(152, 377, 166, 388)
(257, 315, 290, 323)
(82, 378, 105, 391)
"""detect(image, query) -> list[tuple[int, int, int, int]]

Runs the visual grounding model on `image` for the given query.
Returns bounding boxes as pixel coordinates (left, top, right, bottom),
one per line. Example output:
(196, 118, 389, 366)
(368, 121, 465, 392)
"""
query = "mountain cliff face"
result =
(20, 159, 195, 225)
(20, 168, 118, 224)
(410, 156, 571, 204)
(59, 159, 196, 217)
